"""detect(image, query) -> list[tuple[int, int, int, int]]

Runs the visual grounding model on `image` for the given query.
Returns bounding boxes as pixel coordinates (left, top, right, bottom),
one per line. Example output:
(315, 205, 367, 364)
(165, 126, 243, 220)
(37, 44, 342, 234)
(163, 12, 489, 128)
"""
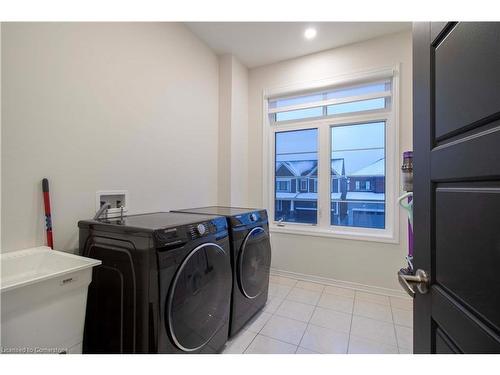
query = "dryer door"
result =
(237, 227, 272, 299)
(166, 243, 231, 352)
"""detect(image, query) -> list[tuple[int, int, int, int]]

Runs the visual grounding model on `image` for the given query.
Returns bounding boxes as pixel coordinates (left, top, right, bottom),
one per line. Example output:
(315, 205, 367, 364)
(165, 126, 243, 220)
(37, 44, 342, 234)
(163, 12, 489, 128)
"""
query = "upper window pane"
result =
(327, 98, 386, 116)
(269, 79, 391, 123)
(331, 122, 385, 229)
(275, 107, 323, 122)
(275, 128, 318, 224)
(326, 82, 388, 99)
(269, 93, 323, 109)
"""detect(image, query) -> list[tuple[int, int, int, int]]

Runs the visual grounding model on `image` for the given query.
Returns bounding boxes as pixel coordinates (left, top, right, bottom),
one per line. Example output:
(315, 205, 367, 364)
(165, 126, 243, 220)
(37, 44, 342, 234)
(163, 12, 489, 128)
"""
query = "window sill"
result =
(269, 224, 399, 244)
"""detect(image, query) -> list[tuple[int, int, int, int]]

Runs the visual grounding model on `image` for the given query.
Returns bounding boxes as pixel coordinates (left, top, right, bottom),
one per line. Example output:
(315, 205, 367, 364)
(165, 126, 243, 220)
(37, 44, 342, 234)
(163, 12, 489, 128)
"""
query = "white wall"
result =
(248, 31, 413, 290)
(229, 57, 249, 206)
(0, 24, 2, 250)
(1, 22, 220, 252)
(218, 55, 232, 206)
(217, 55, 249, 206)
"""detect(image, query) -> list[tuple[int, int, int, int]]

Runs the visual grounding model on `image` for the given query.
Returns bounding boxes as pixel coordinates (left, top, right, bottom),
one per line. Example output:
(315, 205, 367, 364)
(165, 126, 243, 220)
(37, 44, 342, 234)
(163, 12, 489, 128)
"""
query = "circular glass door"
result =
(167, 243, 231, 352)
(238, 227, 271, 299)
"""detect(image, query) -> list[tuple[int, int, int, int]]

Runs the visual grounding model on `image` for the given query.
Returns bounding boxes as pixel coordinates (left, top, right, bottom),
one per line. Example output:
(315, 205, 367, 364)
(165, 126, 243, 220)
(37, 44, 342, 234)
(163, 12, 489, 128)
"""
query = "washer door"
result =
(237, 227, 271, 299)
(167, 243, 231, 352)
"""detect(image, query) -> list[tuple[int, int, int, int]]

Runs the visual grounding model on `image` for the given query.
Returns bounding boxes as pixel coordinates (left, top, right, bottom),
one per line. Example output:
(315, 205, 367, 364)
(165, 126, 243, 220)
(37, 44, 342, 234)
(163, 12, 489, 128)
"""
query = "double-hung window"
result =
(265, 68, 399, 242)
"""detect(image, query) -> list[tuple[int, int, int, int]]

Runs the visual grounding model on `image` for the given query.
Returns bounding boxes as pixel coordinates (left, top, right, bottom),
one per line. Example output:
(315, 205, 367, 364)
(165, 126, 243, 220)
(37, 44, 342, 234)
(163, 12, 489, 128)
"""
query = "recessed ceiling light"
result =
(304, 28, 317, 40)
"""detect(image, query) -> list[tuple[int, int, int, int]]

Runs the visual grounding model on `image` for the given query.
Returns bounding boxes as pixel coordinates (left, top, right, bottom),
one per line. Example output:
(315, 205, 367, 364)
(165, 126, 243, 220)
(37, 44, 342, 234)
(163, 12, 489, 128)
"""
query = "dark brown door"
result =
(413, 22, 500, 353)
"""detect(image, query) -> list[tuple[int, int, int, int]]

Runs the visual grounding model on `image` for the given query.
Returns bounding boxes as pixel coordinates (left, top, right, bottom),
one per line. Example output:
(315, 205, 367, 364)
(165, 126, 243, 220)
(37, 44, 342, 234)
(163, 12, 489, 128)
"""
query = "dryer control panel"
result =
(229, 209, 268, 228)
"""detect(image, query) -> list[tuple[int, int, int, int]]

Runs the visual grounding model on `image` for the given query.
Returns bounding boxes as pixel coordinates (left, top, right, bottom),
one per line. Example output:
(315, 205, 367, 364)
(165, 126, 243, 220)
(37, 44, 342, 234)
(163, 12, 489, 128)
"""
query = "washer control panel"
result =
(187, 217, 227, 240)
(154, 217, 228, 249)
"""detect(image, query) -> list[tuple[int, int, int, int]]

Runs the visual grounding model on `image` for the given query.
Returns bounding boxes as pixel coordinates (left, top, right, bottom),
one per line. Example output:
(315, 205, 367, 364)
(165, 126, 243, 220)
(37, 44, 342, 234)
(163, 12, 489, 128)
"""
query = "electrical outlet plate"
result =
(96, 190, 129, 218)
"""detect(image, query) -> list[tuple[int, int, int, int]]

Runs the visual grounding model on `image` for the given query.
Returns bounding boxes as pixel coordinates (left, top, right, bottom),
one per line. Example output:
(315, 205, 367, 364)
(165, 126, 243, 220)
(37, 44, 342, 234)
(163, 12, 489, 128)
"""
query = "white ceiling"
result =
(185, 22, 411, 68)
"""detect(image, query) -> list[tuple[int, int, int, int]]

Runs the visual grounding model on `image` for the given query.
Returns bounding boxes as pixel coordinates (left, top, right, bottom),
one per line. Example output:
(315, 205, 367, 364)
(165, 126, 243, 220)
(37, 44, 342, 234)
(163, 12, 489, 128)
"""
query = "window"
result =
(331, 122, 385, 229)
(274, 128, 318, 224)
(266, 69, 398, 242)
(300, 179, 308, 191)
(276, 180, 290, 192)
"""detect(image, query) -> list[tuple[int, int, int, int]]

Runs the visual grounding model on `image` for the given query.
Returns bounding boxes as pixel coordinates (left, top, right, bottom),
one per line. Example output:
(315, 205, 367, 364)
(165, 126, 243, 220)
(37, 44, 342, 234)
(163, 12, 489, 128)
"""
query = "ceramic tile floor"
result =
(222, 275, 413, 354)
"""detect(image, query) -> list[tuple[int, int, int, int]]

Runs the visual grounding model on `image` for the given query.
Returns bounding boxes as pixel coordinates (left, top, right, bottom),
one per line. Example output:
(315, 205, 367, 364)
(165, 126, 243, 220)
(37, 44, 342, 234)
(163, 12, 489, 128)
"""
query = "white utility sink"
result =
(1, 246, 101, 354)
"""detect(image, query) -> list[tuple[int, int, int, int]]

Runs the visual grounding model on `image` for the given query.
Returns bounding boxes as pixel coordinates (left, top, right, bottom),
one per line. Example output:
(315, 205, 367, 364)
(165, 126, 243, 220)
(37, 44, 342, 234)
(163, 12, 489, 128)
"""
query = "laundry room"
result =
(1, 1, 500, 372)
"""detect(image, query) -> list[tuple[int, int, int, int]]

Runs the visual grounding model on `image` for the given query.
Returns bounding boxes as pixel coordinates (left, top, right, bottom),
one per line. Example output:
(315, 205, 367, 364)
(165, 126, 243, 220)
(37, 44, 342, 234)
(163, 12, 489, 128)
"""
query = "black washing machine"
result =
(173, 206, 271, 337)
(78, 212, 232, 353)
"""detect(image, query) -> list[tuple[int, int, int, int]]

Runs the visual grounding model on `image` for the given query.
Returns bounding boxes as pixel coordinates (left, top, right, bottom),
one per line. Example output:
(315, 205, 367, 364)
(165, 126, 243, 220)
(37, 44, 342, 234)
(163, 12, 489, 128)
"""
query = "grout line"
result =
(257, 331, 300, 348)
(296, 321, 310, 353)
(249, 276, 404, 354)
(243, 335, 257, 354)
(271, 285, 317, 324)
(241, 282, 296, 354)
(246, 284, 299, 354)
(273, 311, 314, 324)
(296, 302, 317, 352)
(295, 283, 324, 352)
(243, 328, 262, 354)
(388, 296, 401, 354)
(345, 290, 356, 354)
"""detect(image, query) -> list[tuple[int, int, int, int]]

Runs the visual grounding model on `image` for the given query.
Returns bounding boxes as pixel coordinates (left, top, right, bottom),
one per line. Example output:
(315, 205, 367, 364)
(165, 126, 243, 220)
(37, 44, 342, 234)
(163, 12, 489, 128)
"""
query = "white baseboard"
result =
(270, 268, 410, 299)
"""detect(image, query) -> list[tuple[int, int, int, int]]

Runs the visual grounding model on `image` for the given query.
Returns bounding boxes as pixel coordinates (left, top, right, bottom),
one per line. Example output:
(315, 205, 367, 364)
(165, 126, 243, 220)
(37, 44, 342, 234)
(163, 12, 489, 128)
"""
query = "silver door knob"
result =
(398, 269, 429, 298)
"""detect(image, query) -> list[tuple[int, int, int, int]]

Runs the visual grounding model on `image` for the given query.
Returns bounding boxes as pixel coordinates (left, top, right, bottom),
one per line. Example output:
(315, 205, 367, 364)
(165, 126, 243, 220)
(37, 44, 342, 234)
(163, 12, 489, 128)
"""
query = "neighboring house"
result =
(275, 157, 385, 228)
(275, 158, 346, 224)
(348, 158, 385, 194)
(342, 158, 385, 228)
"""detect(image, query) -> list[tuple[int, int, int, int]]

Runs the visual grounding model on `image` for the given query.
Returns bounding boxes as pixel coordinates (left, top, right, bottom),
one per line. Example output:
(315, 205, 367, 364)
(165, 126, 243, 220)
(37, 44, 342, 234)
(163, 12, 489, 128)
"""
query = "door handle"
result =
(398, 269, 429, 298)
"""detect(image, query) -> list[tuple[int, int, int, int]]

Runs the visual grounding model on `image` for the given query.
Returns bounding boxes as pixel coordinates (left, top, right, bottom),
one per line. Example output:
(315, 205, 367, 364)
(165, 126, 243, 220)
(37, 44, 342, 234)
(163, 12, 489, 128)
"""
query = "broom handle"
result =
(42, 178, 54, 249)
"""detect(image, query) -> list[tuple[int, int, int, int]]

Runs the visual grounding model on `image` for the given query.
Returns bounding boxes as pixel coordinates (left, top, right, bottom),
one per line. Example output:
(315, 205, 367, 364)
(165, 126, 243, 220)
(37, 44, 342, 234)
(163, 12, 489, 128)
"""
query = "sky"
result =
(276, 122, 385, 175)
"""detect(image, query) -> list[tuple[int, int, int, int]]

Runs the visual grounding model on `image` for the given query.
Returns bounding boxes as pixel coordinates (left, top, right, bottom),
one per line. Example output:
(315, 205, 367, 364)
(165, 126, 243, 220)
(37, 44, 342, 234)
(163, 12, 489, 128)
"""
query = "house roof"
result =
(275, 157, 345, 178)
(350, 158, 384, 177)
(331, 159, 344, 176)
(275, 162, 297, 177)
(275, 160, 316, 176)
(293, 161, 317, 176)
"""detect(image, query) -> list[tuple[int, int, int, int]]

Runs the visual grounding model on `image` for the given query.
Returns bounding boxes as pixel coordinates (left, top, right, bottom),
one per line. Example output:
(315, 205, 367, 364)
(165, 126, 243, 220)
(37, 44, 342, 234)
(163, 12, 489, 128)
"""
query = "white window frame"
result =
(262, 66, 400, 244)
